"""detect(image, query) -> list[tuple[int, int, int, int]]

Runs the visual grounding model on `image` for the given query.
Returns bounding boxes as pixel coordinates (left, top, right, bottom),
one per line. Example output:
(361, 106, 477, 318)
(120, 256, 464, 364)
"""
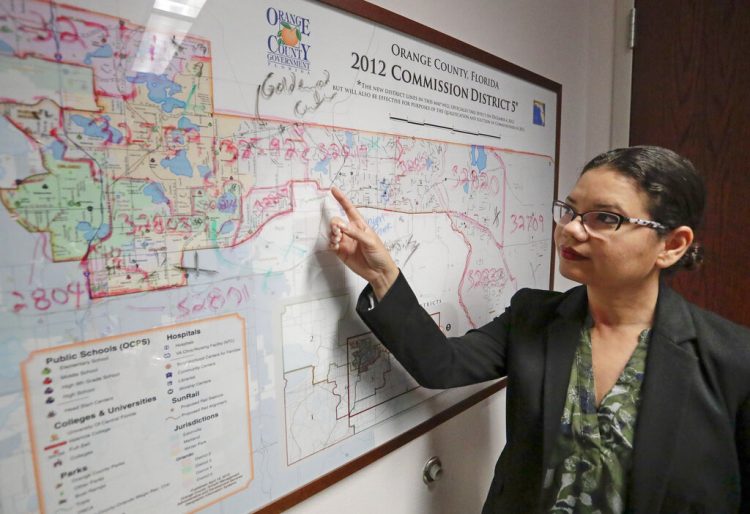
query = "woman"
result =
(328, 146, 750, 513)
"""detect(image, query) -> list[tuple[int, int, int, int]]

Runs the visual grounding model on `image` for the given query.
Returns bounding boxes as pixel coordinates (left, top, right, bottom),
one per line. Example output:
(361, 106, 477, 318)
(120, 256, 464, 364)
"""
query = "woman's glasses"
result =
(551, 200, 667, 233)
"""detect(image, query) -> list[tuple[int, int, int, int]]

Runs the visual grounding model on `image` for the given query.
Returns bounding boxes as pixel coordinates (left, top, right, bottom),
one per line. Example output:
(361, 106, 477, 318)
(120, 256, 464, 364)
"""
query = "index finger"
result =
(331, 186, 365, 224)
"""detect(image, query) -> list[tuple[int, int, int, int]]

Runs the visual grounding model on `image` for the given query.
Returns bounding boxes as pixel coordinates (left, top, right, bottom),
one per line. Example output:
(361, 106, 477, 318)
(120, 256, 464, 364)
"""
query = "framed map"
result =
(0, 0, 560, 512)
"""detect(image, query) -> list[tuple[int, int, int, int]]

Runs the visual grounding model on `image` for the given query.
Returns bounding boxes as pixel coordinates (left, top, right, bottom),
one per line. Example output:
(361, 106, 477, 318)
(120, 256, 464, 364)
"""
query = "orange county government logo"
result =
(266, 7, 311, 71)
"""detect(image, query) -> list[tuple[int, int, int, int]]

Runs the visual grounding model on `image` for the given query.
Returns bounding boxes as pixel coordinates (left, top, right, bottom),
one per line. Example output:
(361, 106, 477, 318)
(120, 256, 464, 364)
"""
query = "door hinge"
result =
(628, 7, 637, 49)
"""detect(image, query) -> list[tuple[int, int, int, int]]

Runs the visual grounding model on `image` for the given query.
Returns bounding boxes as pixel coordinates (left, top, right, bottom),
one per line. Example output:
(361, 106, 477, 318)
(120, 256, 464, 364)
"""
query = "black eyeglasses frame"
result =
(551, 200, 668, 232)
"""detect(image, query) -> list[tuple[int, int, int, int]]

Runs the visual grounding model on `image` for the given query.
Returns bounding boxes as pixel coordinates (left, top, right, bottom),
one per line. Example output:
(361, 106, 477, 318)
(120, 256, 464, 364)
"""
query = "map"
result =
(0, 0, 556, 512)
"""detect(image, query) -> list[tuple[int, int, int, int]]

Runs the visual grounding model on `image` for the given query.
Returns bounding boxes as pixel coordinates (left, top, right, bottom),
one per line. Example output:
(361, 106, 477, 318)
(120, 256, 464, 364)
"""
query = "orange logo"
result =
(278, 22, 301, 47)
(265, 7, 311, 71)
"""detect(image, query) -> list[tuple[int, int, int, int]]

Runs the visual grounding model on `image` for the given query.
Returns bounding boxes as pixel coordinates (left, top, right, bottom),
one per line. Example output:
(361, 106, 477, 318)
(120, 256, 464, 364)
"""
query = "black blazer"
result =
(357, 272, 750, 513)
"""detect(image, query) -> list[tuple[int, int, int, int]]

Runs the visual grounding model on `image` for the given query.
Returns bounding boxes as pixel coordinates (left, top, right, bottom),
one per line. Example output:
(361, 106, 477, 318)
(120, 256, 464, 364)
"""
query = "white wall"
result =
(286, 1, 631, 512)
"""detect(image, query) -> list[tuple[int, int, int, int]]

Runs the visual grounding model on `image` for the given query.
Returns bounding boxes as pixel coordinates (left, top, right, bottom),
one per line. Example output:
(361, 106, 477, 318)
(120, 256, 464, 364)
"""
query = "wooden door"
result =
(629, 0, 750, 326)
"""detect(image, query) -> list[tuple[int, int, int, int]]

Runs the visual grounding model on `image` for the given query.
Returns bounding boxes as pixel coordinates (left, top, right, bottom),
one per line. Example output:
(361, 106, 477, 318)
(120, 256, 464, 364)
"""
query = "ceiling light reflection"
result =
(153, 0, 208, 19)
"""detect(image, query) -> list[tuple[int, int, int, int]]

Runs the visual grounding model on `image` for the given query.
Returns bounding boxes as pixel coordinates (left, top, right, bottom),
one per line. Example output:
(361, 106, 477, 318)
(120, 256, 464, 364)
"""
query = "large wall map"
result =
(0, 0, 557, 512)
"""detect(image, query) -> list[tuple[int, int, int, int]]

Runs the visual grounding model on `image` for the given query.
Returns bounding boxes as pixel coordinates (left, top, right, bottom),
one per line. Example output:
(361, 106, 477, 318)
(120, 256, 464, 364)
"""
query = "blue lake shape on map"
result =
(218, 192, 237, 214)
(178, 116, 200, 131)
(0, 39, 13, 54)
(0, 117, 33, 180)
(344, 131, 354, 149)
(471, 145, 487, 171)
(143, 182, 169, 204)
(47, 140, 66, 160)
(70, 114, 123, 144)
(161, 150, 193, 177)
(197, 164, 212, 178)
(127, 72, 186, 113)
(77, 221, 111, 241)
(219, 220, 234, 235)
(314, 157, 330, 174)
(83, 44, 113, 65)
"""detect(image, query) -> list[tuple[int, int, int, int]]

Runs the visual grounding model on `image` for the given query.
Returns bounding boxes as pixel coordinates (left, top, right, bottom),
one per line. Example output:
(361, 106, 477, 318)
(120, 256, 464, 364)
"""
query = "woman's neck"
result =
(586, 277, 660, 329)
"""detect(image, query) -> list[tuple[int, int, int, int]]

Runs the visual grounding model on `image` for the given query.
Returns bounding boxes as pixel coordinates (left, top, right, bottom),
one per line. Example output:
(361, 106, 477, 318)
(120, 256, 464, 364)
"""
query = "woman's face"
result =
(554, 166, 667, 290)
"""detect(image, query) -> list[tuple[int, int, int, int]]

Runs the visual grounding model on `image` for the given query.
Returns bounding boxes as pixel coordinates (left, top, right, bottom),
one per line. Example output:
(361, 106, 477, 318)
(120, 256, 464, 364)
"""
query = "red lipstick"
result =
(561, 246, 585, 261)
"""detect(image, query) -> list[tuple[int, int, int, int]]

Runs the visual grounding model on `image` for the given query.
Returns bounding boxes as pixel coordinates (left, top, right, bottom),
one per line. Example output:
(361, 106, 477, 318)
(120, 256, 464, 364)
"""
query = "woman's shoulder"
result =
(656, 285, 750, 340)
(509, 285, 587, 320)
(684, 301, 750, 403)
(685, 300, 750, 347)
(510, 286, 565, 307)
(668, 292, 750, 384)
(690, 304, 750, 354)
(512, 284, 586, 302)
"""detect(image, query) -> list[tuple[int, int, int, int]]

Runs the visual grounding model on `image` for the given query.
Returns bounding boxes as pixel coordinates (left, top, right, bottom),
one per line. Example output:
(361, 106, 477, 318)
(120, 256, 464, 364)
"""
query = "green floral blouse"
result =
(542, 325, 651, 513)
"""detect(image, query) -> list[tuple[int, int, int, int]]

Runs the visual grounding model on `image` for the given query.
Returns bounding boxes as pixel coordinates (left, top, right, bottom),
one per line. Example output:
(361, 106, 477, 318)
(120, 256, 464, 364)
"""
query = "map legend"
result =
(21, 315, 252, 513)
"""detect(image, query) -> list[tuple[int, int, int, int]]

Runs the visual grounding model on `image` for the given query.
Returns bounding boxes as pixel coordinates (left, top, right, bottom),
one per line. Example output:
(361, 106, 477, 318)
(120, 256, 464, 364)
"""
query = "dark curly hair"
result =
(581, 146, 706, 272)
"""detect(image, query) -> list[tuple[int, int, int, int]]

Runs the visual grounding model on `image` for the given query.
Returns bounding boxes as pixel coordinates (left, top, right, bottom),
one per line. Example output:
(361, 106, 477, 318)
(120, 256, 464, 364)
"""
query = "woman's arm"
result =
(356, 271, 511, 389)
(328, 187, 510, 388)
